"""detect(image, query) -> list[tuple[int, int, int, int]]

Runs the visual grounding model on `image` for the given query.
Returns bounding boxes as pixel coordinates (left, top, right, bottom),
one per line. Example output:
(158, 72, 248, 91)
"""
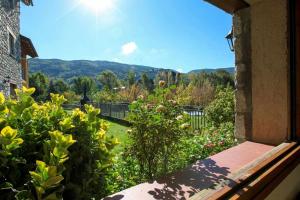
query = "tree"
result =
(126, 70, 136, 87)
(48, 79, 69, 95)
(98, 70, 119, 91)
(29, 72, 49, 101)
(72, 77, 96, 96)
(141, 73, 154, 92)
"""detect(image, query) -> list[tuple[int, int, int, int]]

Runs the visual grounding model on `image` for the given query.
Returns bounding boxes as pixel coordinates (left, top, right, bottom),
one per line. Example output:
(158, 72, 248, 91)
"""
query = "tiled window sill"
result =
(104, 142, 280, 200)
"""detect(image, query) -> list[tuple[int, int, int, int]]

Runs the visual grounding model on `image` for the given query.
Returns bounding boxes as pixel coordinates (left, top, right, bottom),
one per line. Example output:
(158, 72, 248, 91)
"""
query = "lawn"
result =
(106, 121, 130, 153)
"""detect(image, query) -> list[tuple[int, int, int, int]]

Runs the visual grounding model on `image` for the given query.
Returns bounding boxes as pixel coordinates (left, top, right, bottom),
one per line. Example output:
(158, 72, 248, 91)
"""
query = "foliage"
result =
(190, 80, 215, 107)
(189, 70, 234, 88)
(98, 70, 120, 91)
(48, 80, 69, 95)
(62, 91, 81, 104)
(141, 73, 154, 92)
(0, 87, 117, 200)
(71, 76, 96, 96)
(126, 71, 136, 87)
(127, 82, 191, 180)
(178, 122, 237, 164)
(105, 122, 237, 196)
(205, 86, 235, 127)
(93, 89, 120, 103)
(29, 72, 49, 101)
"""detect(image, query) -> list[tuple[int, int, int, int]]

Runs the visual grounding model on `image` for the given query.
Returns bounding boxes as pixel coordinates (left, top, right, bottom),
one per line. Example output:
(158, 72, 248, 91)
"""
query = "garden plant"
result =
(0, 87, 118, 200)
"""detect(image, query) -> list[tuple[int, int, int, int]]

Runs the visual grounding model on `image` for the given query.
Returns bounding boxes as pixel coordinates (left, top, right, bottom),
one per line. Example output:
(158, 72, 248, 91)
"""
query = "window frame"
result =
(9, 0, 15, 10)
(7, 27, 16, 58)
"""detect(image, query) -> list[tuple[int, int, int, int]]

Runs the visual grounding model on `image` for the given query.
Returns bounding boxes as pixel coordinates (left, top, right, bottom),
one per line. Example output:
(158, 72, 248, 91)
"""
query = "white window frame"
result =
(7, 26, 16, 58)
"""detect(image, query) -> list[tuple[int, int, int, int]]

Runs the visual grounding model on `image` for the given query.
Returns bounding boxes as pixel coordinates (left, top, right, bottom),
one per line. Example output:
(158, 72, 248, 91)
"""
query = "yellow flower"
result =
(138, 95, 145, 100)
(176, 115, 184, 121)
(168, 100, 177, 106)
(156, 105, 166, 113)
(159, 80, 166, 88)
(0, 93, 5, 104)
(180, 123, 191, 130)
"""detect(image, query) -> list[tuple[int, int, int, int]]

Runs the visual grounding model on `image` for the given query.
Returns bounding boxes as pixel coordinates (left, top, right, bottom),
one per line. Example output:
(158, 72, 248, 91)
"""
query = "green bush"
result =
(0, 87, 118, 200)
(179, 122, 237, 163)
(127, 82, 191, 180)
(205, 86, 235, 127)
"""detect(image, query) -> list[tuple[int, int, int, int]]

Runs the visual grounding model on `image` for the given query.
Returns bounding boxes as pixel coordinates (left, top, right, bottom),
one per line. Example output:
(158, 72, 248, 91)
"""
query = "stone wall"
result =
(233, 8, 252, 142)
(0, 0, 22, 96)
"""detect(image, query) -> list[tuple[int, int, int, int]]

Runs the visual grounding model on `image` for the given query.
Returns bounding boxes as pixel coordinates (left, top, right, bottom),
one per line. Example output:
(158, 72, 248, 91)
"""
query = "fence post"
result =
(109, 103, 112, 117)
(124, 105, 126, 119)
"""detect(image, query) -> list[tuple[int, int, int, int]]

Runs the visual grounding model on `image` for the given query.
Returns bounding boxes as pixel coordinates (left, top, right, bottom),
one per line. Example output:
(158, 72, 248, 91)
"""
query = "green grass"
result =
(106, 121, 130, 153)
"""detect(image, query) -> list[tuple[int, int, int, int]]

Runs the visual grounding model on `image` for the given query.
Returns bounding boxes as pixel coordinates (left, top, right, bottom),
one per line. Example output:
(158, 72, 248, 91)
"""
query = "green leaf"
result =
(44, 192, 60, 200)
(15, 190, 32, 200)
(44, 176, 64, 188)
(0, 182, 13, 190)
(29, 171, 43, 183)
(47, 166, 57, 177)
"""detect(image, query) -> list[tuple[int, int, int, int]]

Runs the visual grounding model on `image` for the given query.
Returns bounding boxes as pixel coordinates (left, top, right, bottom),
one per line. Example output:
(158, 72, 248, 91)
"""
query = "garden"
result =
(0, 80, 236, 199)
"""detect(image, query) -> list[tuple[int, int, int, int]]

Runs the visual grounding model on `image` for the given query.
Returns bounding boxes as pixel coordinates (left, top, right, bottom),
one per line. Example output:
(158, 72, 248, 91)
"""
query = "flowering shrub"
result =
(127, 82, 191, 180)
(0, 87, 117, 200)
(176, 122, 237, 166)
(205, 86, 235, 127)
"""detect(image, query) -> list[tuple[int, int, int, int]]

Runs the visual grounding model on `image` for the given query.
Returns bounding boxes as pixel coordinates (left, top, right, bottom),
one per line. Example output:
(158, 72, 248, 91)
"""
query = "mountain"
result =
(28, 59, 168, 81)
(28, 58, 234, 81)
(188, 67, 235, 74)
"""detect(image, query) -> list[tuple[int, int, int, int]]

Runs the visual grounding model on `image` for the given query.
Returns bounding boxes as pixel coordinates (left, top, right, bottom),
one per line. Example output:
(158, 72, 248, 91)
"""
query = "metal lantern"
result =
(225, 28, 234, 52)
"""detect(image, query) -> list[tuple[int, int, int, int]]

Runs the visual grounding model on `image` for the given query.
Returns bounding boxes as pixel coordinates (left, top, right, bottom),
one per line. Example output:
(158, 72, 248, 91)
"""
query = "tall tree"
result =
(48, 79, 69, 94)
(29, 72, 49, 101)
(72, 77, 95, 96)
(98, 70, 119, 90)
(141, 73, 154, 92)
(126, 70, 136, 87)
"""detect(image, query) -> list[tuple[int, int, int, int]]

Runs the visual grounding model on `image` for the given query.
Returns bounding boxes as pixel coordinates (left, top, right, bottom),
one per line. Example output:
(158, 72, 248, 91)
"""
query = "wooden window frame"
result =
(7, 27, 16, 59)
(290, 0, 300, 142)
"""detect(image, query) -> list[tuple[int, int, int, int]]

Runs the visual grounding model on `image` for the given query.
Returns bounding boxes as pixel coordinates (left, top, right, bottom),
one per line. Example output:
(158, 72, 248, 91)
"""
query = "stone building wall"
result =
(0, 0, 22, 96)
(233, 8, 252, 142)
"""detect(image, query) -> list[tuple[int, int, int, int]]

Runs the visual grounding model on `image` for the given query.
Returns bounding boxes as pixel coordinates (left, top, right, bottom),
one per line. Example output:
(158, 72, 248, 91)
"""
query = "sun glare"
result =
(79, 0, 115, 15)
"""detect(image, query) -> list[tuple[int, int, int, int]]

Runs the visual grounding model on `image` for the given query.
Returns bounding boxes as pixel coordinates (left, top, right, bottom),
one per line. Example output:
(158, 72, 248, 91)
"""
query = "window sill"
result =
(104, 142, 283, 200)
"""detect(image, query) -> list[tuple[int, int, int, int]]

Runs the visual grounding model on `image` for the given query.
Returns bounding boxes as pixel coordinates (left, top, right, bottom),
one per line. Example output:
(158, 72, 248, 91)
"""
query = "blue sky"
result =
(21, 0, 234, 72)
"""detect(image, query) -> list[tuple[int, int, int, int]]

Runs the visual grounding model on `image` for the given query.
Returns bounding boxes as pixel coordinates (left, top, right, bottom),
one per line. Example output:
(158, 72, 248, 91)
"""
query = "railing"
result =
(62, 103, 209, 131)
(96, 103, 209, 131)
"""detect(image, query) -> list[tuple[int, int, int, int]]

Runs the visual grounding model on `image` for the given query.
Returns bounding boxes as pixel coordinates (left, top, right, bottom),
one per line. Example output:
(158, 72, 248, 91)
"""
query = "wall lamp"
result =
(225, 27, 234, 52)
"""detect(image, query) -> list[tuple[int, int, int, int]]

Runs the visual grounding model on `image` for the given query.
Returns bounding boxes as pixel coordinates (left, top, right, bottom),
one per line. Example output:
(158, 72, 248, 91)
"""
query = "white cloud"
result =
(177, 68, 184, 73)
(121, 42, 138, 55)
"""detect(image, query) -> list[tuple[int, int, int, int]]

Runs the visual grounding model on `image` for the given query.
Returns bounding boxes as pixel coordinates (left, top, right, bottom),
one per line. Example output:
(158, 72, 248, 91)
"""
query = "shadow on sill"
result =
(108, 158, 236, 200)
(105, 142, 275, 200)
(147, 158, 236, 200)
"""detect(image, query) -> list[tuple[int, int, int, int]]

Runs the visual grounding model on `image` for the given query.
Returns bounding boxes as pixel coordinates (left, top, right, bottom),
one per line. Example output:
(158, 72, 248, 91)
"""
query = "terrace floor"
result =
(104, 141, 275, 200)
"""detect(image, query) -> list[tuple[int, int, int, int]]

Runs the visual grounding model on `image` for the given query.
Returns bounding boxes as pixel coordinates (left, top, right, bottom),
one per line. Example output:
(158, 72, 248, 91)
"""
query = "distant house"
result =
(0, 0, 37, 96)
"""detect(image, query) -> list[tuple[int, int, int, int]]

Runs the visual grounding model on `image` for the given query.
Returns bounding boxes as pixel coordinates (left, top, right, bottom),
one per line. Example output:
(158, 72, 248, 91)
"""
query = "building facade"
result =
(0, 0, 36, 96)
